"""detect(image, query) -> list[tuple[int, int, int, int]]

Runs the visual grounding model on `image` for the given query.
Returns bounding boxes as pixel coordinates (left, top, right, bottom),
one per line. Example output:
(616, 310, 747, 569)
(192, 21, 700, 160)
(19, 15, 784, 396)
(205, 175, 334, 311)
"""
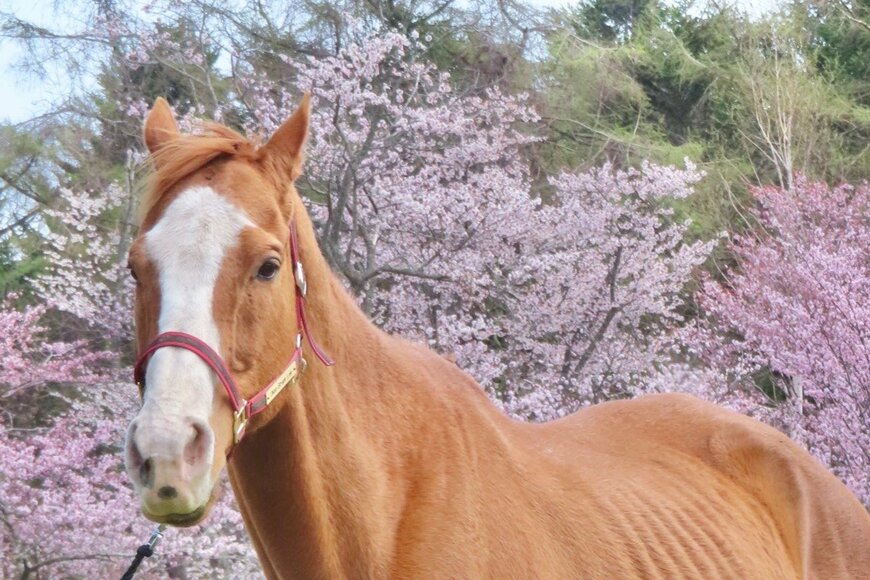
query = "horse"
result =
(124, 95, 870, 579)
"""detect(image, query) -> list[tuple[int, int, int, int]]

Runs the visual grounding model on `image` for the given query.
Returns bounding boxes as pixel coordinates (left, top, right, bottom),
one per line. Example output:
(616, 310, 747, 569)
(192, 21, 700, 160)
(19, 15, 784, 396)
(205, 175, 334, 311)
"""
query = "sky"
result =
(0, 0, 784, 125)
(0, 0, 82, 124)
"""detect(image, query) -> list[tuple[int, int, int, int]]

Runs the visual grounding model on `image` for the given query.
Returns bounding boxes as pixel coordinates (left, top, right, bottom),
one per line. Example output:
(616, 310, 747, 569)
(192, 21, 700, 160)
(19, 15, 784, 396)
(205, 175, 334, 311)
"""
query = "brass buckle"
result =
(233, 401, 248, 444)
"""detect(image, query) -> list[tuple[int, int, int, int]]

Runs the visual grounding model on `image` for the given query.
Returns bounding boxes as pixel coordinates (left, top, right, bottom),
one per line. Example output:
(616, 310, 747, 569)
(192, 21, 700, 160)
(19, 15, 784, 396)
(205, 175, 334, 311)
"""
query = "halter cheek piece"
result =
(133, 223, 334, 452)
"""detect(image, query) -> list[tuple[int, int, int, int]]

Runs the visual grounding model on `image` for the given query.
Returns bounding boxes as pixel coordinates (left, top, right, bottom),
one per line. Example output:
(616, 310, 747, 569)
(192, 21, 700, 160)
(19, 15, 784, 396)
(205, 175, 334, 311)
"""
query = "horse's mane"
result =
(140, 123, 260, 223)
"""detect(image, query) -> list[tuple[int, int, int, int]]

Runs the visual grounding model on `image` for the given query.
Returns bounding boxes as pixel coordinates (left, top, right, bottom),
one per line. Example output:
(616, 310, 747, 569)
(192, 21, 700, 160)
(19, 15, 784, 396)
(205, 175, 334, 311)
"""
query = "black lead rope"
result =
(120, 524, 167, 580)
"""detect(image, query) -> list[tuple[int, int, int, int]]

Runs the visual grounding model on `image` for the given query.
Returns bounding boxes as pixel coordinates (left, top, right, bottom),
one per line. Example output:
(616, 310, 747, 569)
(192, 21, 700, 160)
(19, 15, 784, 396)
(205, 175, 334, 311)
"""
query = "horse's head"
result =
(124, 97, 311, 526)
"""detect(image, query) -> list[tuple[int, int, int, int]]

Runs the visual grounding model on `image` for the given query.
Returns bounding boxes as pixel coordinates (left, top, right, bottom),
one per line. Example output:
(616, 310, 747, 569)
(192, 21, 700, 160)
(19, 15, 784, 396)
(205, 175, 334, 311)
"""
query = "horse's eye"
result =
(257, 258, 280, 281)
(128, 264, 139, 282)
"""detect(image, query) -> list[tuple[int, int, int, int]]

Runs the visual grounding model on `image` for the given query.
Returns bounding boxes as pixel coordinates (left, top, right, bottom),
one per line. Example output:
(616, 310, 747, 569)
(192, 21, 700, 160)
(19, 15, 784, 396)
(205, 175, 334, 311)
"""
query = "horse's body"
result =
(228, 223, 870, 579)
(126, 97, 870, 579)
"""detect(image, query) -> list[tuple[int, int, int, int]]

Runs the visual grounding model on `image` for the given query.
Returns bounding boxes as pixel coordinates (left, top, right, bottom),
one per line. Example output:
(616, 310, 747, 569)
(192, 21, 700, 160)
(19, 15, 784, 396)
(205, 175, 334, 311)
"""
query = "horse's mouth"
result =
(143, 504, 207, 528)
(139, 479, 222, 528)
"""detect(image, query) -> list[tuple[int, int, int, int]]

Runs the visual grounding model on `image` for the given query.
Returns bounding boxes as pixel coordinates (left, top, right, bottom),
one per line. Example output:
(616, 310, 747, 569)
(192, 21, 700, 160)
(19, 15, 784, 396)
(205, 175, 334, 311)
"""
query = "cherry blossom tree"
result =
(36, 180, 136, 343)
(684, 177, 870, 505)
(0, 410, 260, 578)
(238, 30, 715, 420)
(0, 302, 110, 400)
(498, 162, 716, 418)
(0, 299, 259, 576)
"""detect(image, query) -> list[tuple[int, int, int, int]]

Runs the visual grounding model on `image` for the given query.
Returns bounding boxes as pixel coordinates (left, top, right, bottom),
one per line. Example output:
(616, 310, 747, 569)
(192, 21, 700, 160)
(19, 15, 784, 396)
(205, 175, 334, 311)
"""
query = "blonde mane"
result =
(139, 123, 259, 223)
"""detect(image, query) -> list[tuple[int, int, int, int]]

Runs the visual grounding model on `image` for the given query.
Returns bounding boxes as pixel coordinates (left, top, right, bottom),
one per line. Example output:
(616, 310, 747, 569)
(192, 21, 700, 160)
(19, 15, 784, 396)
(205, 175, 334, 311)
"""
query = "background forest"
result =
(1, 0, 869, 576)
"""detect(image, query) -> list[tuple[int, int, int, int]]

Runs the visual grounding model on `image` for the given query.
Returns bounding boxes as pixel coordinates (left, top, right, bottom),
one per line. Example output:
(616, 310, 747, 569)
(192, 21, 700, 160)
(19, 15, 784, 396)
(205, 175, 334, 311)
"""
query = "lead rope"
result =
(120, 524, 167, 580)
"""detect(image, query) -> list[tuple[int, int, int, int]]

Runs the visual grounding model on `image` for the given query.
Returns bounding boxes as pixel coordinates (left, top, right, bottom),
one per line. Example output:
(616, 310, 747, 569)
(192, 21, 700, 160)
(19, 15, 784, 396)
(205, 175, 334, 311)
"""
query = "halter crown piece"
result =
(133, 222, 334, 450)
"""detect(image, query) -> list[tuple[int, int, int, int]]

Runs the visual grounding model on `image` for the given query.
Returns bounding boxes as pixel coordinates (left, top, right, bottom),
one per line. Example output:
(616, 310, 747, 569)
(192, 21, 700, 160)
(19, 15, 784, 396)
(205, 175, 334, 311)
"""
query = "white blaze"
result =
(136, 185, 252, 459)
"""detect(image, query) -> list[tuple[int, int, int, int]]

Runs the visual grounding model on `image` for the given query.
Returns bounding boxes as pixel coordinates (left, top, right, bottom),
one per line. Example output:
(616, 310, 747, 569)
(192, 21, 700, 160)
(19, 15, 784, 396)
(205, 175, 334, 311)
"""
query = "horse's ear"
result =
(261, 93, 310, 181)
(143, 97, 179, 154)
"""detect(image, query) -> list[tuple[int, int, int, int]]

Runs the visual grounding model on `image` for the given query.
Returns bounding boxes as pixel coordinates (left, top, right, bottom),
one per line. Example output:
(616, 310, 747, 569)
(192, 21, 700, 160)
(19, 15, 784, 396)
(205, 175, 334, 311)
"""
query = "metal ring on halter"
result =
(295, 262, 307, 296)
(233, 401, 249, 443)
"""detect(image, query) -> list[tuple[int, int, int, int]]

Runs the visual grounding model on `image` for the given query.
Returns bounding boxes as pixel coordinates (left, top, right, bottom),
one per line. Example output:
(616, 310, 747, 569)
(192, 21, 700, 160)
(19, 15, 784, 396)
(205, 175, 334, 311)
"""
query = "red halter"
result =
(133, 222, 334, 448)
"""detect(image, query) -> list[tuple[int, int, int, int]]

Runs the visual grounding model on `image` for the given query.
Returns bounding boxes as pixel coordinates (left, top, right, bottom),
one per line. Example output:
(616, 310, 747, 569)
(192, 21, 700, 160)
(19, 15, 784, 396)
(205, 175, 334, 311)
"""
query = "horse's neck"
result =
(228, 212, 428, 577)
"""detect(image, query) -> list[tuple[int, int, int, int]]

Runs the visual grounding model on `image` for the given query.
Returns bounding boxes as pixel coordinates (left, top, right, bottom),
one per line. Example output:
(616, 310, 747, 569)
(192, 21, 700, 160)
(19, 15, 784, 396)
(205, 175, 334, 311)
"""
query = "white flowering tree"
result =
(0, 20, 723, 577)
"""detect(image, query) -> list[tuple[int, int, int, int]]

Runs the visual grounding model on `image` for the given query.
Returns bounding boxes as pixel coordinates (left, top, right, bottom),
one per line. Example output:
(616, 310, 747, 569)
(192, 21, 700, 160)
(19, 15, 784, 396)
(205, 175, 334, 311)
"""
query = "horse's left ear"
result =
(261, 93, 310, 181)
(144, 97, 179, 154)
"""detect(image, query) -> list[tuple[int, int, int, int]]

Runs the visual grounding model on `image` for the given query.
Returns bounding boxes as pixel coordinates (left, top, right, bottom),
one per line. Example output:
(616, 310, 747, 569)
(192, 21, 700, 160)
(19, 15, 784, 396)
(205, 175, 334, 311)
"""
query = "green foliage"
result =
(536, 0, 870, 251)
(812, 0, 870, 98)
(752, 367, 791, 405)
(0, 239, 44, 300)
(574, 0, 656, 42)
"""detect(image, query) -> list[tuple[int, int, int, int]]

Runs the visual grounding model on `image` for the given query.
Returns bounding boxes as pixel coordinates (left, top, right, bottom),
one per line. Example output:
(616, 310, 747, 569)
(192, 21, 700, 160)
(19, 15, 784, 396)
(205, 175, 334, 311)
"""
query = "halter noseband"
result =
(133, 222, 334, 449)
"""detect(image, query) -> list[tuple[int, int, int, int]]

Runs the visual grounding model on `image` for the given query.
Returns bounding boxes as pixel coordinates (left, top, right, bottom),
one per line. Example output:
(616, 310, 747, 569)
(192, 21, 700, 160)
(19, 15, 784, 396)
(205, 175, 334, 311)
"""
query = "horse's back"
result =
(520, 393, 870, 579)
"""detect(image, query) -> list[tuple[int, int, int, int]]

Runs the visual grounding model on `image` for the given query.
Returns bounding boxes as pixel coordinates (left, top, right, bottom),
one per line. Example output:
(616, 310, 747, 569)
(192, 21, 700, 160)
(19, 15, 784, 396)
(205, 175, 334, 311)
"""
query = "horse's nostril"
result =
(158, 485, 178, 500)
(140, 458, 154, 488)
(184, 420, 209, 466)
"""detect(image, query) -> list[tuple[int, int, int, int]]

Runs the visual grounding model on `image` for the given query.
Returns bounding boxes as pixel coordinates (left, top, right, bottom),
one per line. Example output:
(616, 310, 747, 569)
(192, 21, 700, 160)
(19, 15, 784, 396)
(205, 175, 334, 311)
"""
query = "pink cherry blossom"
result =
(683, 177, 870, 504)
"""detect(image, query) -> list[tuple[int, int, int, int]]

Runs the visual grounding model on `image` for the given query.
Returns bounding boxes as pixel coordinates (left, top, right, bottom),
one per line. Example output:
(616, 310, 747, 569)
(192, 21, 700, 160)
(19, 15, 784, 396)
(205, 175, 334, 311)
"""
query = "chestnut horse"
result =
(124, 96, 870, 579)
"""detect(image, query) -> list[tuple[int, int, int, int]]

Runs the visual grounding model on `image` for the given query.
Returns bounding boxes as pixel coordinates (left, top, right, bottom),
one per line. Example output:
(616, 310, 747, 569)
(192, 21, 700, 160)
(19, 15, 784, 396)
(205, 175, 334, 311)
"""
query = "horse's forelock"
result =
(139, 123, 262, 224)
